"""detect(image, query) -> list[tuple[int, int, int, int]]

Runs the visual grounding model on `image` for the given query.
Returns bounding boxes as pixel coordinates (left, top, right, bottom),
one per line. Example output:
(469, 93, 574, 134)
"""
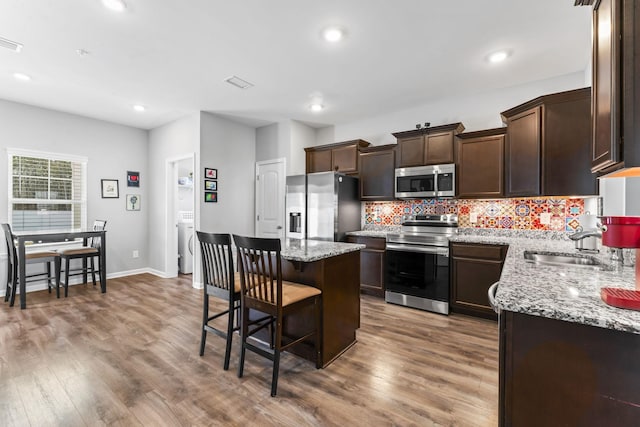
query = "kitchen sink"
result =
(523, 250, 610, 270)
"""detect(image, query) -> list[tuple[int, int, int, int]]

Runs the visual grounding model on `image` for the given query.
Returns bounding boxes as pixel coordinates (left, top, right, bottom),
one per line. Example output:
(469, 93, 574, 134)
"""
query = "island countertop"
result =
(451, 233, 640, 335)
(281, 238, 365, 262)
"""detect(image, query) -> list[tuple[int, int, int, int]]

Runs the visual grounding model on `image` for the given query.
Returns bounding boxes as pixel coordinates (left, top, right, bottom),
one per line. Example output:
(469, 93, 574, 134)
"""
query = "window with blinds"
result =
(8, 150, 87, 232)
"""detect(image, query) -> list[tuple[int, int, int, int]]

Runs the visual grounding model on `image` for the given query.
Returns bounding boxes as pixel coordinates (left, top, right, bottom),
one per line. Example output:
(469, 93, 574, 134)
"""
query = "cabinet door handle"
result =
(488, 281, 500, 314)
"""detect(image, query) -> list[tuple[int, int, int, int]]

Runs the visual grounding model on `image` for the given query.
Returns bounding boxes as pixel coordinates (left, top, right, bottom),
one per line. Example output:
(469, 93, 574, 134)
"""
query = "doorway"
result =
(166, 153, 196, 286)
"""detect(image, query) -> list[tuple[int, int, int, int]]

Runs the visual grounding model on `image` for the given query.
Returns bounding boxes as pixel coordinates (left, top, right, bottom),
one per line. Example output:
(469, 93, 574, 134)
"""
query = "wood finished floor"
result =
(0, 274, 499, 426)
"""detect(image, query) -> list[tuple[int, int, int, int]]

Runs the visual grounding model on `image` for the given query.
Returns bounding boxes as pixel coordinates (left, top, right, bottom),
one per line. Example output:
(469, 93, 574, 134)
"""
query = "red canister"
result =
(600, 216, 640, 248)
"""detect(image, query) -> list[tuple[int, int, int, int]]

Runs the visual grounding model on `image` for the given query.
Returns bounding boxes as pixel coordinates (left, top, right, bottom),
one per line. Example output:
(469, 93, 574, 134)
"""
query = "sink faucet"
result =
(569, 226, 602, 253)
(568, 229, 602, 241)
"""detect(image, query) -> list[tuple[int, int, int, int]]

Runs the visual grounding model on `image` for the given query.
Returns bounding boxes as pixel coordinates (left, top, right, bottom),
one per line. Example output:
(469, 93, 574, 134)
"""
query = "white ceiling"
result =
(0, 0, 592, 130)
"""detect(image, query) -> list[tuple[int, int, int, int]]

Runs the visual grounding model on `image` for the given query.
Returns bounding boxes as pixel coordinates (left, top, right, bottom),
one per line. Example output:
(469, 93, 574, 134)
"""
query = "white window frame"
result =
(7, 148, 88, 235)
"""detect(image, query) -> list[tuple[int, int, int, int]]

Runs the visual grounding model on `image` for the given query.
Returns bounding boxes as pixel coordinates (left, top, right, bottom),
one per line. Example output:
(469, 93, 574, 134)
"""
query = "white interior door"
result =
(255, 158, 286, 238)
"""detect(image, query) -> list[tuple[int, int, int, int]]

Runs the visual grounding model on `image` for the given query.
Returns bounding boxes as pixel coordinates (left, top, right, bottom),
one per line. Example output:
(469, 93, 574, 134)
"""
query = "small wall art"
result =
(101, 179, 119, 198)
(204, 168, 217, 179)
(126, 194, 141, 211)
(204, 180, 217, 191)
(127, 171, 140, 187)
(205, 192, 218, 203)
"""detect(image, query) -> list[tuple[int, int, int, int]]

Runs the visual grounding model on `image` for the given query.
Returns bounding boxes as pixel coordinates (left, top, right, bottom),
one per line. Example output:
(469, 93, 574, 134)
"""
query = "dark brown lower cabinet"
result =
(499, 311, 640, 426)
(450, 242, 508, 320)
(345, 236, 385, 297)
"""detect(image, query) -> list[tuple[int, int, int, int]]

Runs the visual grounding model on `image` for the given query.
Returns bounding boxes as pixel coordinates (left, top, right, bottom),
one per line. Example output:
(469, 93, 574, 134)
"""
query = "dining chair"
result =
(196, 231, 242, 370)
(232, 234, 322, 397)
(58, 219, 106, 297)
(2, 223, 61, 306)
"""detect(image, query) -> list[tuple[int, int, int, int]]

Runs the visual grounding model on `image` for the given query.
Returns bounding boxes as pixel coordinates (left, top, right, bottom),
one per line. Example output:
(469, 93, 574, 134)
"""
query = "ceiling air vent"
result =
(0, 36, 23, 52)
(224, 75, 254, 89)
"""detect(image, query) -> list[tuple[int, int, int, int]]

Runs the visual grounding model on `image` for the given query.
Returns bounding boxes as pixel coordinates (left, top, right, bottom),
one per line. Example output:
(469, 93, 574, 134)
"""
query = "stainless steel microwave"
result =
(395, 164, 456, 199)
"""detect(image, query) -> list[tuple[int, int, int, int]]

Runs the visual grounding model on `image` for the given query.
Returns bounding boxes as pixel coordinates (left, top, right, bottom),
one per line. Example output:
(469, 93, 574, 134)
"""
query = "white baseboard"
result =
(107, 268, 151, 279)
(0, 267, 179, 298)
(146, 268, 171, 278)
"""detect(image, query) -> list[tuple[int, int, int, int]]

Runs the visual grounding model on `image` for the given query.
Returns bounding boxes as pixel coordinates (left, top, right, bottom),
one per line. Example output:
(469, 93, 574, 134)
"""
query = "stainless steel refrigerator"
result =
(285, 171, 360, 242)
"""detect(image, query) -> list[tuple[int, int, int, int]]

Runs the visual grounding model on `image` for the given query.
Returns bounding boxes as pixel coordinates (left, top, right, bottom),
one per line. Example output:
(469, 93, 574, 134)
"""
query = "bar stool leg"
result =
(199, 293, 209, 357)
(64, 258, 70, 297)
(223, 297, 235, 370)
(90, 257, 97, 286)
(47, 262, 52, 293)
(5, 258, 12, 302)
(55, 257, 61, 299)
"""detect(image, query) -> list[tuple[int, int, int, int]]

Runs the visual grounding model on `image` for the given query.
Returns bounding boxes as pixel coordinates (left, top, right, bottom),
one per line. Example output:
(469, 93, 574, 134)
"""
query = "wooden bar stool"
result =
(233, 234, 322, 397)
(196, 232, 242, 370)
(58, 220, 106, 297)
(2, 223, 61, 305)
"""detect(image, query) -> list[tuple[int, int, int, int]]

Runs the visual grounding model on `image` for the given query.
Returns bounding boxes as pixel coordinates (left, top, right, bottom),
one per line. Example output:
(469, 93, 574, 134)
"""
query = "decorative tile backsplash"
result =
(364, 197, 591, 231)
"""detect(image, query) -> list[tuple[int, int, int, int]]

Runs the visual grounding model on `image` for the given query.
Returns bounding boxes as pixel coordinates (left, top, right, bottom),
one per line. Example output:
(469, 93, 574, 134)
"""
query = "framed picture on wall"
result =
(204, 192, 217, 203)
(126, 194, 141, 211)
(204, 180, 217, 191)
(127, 171, 140, 187)
(101, 179, 119, 198)
(204, 168, 217, 179)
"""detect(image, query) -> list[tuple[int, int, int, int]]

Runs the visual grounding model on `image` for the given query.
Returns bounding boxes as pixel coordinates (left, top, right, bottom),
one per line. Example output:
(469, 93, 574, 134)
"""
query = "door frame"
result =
(165, 153, 197, 287)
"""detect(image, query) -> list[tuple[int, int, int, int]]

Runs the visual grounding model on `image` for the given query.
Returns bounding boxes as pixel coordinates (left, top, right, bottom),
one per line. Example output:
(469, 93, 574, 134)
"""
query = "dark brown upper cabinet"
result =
(456, 128, 506, 199)
(592, 0, 622, 172)
(305, 139, 370, 175)
(501, 87, 596, 197)
(589, 0, 640, 172)
(358, 144, 396, 201)
(393, 123, 465, 168)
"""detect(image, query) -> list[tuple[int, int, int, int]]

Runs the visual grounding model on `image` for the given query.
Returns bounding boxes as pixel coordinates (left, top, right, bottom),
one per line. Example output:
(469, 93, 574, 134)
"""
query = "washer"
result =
(177, 211, 194, 274)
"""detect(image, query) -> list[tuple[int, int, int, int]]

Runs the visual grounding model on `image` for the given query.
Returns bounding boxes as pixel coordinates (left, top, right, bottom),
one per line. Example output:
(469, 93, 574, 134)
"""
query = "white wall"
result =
(333, 71, 588, 146)
(256, 123, 279, 162)
(256, 120, 322, 176)
(199, 112, 256, 236)
(148, 114, 200, 273)
(177, 158, 194, 212)
(0, 98, 149, 288)
(316, 126, 335, 146)
(289, 120, 317, 176)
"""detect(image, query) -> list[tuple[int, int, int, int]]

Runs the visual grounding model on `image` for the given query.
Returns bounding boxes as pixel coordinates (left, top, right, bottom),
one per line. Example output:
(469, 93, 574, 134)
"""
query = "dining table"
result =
(13, 229, 107, 309)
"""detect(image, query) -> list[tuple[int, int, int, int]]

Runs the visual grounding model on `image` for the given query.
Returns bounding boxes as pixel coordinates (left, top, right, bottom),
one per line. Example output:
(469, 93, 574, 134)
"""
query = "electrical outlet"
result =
(132, 250, 139, 259)
(470, 212, 478, 223)
(540, 213, 551, 225)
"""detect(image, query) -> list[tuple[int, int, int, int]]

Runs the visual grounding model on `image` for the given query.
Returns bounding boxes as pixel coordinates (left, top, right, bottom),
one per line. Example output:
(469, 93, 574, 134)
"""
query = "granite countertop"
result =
(452, 234, 640, 335)
(281, 239, 365, 262)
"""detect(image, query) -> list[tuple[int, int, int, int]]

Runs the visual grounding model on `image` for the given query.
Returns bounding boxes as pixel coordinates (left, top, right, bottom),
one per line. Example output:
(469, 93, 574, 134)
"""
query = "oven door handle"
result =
(386, 243, 449, 256)
(488, 281, 500, 314)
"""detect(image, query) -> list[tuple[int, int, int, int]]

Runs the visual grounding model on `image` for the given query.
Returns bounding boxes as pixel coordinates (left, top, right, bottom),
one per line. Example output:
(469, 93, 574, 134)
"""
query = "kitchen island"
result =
(280, 239, 365, 368)
(453, 232, 640, 426)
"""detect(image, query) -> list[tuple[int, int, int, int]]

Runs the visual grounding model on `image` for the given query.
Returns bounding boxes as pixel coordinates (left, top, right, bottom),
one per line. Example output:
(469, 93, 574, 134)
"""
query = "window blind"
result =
(9, 150, 87, 232)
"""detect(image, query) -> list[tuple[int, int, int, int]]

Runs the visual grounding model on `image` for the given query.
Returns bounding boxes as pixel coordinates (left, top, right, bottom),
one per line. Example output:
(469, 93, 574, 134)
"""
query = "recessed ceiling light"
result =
(13, 72, 31, 81)
(76, 49, 90, 57)
(102, 0, 127, 12)
(310, 103, 324, 112)
(488, 50, 509, 63)
(322, 27, 345, 43)
(133, 104, 146, 112)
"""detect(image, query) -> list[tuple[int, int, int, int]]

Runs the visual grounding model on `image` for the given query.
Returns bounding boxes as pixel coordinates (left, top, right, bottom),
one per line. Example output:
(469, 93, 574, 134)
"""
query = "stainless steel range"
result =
(385, 214, 458, 314)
